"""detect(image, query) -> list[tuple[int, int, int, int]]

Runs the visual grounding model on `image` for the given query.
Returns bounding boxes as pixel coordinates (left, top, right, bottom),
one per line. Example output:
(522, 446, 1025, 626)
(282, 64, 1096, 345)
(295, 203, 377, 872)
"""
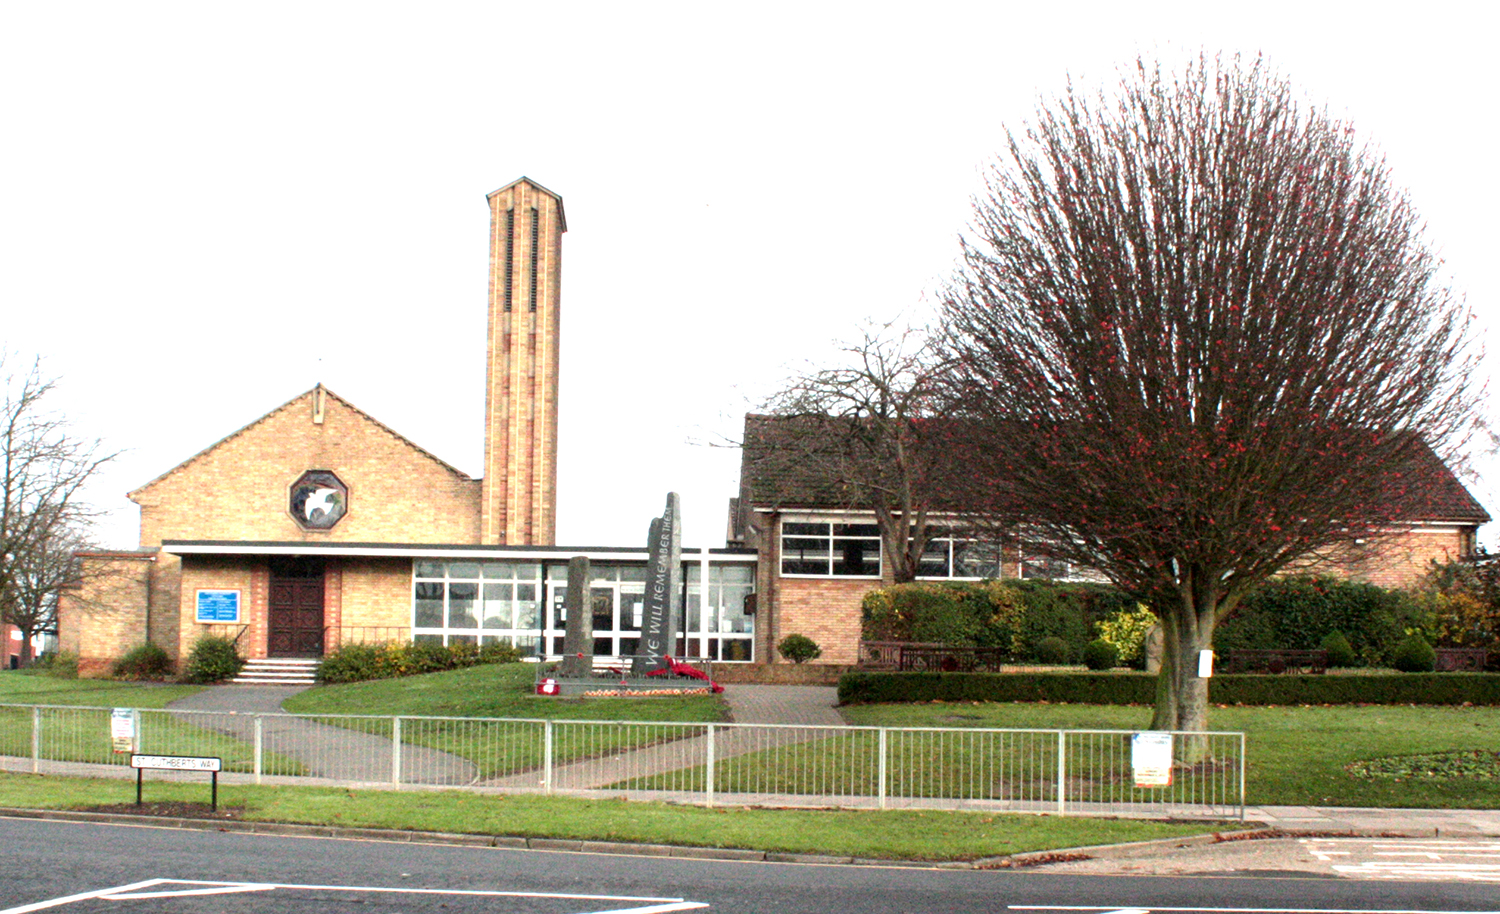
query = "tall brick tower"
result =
(482, 177, 565, 545)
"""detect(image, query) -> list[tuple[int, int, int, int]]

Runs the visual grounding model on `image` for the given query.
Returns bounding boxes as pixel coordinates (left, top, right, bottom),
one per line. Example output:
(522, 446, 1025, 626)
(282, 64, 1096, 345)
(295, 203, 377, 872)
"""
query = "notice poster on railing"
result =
(1131, 731, 1173, 787)
(110, 708, 136, 754)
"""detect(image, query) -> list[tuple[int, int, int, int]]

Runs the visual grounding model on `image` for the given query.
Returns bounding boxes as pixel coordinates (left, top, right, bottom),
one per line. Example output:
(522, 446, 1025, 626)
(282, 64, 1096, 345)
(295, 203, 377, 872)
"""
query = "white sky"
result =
(2, 1, 1497, 551)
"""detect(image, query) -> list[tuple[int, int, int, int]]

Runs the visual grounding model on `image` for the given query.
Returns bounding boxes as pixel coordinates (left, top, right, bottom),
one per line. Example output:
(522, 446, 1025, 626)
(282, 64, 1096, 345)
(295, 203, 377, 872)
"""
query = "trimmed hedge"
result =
(318, 640, 525, 684)
(837, 671, 1500, 707)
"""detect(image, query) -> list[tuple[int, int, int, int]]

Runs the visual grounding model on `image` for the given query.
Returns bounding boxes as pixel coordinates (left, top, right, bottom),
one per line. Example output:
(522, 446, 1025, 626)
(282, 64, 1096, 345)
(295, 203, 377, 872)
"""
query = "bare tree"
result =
(1, 356, 115, 665)
(939, 55, 1478, 733)
(745, 322, 955, 583)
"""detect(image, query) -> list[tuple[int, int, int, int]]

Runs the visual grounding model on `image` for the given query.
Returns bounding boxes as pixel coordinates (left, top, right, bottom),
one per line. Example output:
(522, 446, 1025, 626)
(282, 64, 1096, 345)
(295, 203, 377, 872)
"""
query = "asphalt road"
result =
(3, 817, 1497, 914)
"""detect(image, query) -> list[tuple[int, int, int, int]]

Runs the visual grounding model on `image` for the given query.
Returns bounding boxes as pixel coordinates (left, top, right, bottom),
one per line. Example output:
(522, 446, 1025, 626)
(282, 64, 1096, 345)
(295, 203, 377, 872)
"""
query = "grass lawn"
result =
(840, 701, 1500, 808)
(0, 770, 1223, 862)
(282, 663, 727, 722)
(0, 671, 203, 708)
(280, 664, 729, 777)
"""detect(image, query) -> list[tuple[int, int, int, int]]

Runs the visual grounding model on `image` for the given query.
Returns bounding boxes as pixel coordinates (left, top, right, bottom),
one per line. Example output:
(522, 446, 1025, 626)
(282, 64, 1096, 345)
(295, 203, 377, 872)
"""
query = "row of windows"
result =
(779, 521, 1077, 580)
(411, 560, 756, 661)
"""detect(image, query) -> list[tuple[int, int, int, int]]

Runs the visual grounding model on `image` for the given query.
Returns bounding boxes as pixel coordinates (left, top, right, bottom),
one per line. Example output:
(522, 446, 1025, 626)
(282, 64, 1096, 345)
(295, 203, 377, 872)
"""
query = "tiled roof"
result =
(739, 414, 1490, 525)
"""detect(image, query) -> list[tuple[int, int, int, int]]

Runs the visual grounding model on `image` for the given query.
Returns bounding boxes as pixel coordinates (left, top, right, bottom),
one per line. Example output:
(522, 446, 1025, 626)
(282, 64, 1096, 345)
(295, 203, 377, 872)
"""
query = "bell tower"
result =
(482, 177, 564, 545)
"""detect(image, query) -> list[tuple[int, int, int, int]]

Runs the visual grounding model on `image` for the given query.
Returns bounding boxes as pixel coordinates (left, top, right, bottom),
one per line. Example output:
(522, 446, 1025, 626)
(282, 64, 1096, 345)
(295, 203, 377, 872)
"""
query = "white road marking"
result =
(1, 879, 167, 914)
(1, 877, 708, 914)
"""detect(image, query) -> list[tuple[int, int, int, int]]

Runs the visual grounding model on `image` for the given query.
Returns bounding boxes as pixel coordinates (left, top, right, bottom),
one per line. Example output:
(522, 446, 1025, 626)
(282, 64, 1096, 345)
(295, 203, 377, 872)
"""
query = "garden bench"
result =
(895, 645, 1007, 673)
(1219, 648, 1329, 674)
(1435, 648, 1487, 672)
(857, 641, 946, 670)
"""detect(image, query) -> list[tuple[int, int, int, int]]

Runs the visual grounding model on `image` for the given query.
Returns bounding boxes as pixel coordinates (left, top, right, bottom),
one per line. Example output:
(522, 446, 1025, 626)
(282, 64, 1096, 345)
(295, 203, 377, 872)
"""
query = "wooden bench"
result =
(857, 641, 945, 670)
(1435, 648, 1488, 672)
(1219, 649, 1329, 674)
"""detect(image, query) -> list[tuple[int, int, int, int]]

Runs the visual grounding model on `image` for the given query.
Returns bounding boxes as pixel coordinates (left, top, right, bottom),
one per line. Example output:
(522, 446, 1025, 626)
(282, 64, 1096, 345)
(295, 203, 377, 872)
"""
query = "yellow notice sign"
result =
(110, 708, 136, 754)
(1131, 731, 1173, 787)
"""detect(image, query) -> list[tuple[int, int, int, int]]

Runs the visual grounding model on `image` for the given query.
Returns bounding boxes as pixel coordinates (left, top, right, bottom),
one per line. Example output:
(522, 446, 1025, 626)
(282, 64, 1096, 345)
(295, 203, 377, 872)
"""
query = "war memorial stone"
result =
(559, 556, 592, 678)
(634, 493, 683, 674)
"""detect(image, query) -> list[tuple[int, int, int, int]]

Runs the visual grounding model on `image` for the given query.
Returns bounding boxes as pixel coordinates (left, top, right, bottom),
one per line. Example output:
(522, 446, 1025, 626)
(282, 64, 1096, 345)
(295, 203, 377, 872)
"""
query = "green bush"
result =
(1082, 638, 1119, 670)
(1034, 636, 1071, 665)
(112, 642, 173, 681)
(1391, 633, 1437, 673)
(318, 640, 525, 684)
(1216, 575, 1420, 665)
(837, 670, 1500, 706)
(1095, 604, 1157, 667)
(35, 651, 79, 679)
(181, 635, 245, 684)
(1319, 630, 1358, 668)
(778, 633, 823, 664)
(861, 579, 1137, 662)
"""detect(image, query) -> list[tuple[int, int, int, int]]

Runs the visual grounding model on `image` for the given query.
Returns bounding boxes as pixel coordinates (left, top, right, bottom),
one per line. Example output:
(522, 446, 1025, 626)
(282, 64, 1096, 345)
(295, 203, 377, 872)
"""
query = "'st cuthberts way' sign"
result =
(634, 493, 683, 674)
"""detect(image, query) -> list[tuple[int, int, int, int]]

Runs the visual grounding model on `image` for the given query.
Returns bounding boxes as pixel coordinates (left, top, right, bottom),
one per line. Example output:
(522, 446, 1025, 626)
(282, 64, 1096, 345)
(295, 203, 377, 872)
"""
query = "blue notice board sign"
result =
(196, 589, 241, 623)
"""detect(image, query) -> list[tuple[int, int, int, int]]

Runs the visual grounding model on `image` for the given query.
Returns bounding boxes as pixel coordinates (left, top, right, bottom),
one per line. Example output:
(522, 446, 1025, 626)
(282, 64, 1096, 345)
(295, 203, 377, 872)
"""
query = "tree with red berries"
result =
(939, 55, 1479, 733)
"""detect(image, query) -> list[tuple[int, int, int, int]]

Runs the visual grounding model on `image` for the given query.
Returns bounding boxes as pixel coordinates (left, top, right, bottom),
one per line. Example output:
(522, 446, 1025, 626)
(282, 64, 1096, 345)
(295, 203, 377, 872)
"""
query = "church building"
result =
(58, 179, 758, 677)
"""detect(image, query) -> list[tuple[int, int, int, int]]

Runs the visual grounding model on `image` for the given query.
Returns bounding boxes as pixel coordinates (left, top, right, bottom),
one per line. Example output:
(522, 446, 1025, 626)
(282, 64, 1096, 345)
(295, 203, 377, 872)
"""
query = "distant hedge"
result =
(318, 640, 525, 684)
(837, 671, 1500, 707)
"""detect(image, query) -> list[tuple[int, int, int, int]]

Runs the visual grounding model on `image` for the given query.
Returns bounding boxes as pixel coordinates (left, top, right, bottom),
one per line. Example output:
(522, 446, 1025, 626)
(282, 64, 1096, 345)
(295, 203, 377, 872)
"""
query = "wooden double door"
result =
(268, 557, 325, 658)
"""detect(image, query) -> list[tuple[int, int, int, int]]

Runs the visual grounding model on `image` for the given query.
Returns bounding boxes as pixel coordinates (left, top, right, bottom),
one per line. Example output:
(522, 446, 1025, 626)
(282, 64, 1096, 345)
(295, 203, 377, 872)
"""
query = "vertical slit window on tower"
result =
(529, 207, 540, 312)
(504, 209, 515, 312)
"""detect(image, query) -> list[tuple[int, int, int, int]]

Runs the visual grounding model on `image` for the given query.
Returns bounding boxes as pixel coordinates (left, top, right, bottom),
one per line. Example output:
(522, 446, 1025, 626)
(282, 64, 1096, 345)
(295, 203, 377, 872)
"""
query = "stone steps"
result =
(232, 658, 319, 686)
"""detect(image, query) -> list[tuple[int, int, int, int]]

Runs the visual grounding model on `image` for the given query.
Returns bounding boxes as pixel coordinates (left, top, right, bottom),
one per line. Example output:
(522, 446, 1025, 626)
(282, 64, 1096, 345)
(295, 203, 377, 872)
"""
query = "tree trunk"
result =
(1149, 594, 1217, 761)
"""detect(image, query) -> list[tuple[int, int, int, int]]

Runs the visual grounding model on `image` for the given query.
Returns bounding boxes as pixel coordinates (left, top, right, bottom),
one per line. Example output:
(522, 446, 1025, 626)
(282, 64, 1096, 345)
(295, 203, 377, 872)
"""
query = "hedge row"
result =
(318, 640, 525, 684)
(836, 671, 1500, 707)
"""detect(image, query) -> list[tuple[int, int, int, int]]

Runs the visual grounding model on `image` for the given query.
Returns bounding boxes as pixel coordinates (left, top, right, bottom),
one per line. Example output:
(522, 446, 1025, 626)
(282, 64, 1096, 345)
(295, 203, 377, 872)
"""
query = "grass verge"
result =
(281, 663, 727, 722)
(0, 671, 203, 708)
(0, 770, 1223, 861)
(281, 664, 728, 776)
(840, 701, 1500, 808)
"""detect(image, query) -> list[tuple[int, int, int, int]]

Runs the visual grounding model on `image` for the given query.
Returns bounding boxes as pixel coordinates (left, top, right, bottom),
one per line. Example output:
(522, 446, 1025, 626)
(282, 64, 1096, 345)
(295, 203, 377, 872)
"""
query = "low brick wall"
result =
(712, 663, 855, 685)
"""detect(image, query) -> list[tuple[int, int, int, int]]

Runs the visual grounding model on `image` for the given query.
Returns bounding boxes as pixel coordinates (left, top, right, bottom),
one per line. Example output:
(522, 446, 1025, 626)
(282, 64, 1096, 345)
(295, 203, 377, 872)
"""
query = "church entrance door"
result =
(268, 557, 325, 658)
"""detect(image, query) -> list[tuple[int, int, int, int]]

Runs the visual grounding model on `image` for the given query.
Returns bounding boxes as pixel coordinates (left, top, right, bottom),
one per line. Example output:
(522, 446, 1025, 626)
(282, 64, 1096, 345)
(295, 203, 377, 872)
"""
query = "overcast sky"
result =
(3, 1, 1497, 551)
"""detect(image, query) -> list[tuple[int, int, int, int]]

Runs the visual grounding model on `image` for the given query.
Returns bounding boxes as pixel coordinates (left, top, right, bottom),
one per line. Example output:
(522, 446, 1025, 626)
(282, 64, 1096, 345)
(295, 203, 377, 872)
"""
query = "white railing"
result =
(0, 703, 1244, 819)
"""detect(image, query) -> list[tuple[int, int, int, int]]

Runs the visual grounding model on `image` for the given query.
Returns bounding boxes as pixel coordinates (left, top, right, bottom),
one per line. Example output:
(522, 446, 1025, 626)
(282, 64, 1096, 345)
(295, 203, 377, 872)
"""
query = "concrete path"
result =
(165, 685, 478, 786)
(721, 684, 842, 726)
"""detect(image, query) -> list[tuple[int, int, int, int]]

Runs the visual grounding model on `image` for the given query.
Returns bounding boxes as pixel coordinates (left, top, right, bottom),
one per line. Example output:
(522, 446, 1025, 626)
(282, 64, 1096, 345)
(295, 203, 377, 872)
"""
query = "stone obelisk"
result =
(634, 493, 683, 673)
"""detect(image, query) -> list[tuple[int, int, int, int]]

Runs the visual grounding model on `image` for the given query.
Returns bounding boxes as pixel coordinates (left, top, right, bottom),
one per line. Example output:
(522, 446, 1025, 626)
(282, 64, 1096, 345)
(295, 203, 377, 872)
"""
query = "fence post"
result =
(392, 717, 403, 787)
(544, 720, 554, 795)
(1239, 732, 1247, 821)
(1056, 731, 1066, 815)
(253, 716, 263, 785)
(877, 728, 888, 810)
(131, 709, 141, 755)
(31, 707, 40, 773)
(705, 724, 715, 807)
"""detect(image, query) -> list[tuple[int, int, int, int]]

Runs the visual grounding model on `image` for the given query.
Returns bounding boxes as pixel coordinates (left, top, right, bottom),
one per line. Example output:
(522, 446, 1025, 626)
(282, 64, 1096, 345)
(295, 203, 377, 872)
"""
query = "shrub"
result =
(1034, 636, 1071, 664)
(318, 639, 529, 684)
(1319, 630, 1358, 668)
(1095, 604, 1157, 667)
(1216, 575, 1421, 665)
(112, 642, 173, 681)
(778, 633, 822, 664)
(35, 651, 78, 679)
(1391, 633, 1437, 673)
(1082, 638, 1119, 670)
(862, 584, 980, 646)
(181, 635, 245, 684)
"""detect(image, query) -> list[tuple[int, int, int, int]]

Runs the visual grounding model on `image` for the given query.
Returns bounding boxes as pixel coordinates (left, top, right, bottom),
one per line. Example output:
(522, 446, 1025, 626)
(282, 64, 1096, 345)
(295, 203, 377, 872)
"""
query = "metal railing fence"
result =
(0, 703, 1244, 819)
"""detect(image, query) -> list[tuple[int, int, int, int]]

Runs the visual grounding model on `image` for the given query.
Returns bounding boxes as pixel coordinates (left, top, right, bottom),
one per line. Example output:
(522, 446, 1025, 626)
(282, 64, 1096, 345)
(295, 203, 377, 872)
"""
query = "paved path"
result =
(721, 684, 842, 725)
(165, 685, 478, 786)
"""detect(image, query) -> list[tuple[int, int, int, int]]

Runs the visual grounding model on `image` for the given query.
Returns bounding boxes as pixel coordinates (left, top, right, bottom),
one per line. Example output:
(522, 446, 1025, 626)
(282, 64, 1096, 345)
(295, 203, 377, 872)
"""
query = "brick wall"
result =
(774, 577, 876, 665)
(132, 387, 482, 548)
(57, 552, 156, 677)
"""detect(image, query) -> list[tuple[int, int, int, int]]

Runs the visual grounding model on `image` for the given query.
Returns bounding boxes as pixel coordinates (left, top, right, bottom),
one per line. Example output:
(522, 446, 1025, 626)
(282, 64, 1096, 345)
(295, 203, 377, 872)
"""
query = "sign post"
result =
(130, 755, 223, 811)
